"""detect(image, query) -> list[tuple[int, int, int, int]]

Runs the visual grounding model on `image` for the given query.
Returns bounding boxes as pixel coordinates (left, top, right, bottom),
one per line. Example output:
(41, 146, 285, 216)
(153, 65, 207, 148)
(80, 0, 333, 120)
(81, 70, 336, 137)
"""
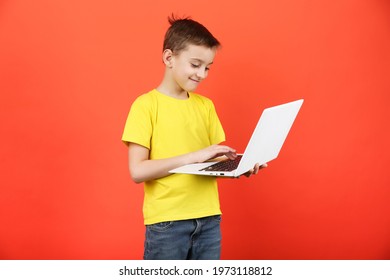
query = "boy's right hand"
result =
(192, 144, 237, 163)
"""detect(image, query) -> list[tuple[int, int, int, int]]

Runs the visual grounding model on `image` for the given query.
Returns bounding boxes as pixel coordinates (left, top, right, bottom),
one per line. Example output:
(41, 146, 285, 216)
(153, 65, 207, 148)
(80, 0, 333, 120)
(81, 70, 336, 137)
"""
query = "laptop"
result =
(169, 99, 304, 177)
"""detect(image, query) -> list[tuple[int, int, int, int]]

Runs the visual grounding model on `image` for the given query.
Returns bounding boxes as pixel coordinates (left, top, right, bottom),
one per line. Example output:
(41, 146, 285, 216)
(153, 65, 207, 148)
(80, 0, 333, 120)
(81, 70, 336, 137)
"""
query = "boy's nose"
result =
(196, 68, 207, 79)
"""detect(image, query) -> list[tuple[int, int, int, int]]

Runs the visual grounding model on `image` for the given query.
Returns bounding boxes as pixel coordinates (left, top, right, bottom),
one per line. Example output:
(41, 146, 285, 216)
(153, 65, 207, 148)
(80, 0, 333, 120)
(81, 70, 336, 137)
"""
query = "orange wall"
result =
(1, 0, 389, 259)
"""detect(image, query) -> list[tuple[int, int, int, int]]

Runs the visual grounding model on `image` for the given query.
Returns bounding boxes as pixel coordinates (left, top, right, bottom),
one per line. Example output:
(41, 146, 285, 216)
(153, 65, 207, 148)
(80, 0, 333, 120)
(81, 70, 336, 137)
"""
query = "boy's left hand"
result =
(243, 163, 268, 177)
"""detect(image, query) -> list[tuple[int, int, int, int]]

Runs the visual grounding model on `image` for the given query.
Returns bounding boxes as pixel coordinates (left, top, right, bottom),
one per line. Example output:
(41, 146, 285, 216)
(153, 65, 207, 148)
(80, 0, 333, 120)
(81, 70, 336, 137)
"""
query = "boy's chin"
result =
(185, 85, 199, 93)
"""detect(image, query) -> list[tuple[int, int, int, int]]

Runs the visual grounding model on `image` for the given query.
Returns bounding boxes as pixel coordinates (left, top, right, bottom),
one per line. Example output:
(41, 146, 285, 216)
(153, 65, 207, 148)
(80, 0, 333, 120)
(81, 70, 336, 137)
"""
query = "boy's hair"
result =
(163, 15, 221, 54)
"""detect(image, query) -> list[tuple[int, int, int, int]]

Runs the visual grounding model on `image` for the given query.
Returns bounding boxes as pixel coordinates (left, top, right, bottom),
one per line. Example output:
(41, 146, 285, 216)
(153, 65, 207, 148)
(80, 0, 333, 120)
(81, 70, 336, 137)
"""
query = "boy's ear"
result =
(162, 49, 173, 67)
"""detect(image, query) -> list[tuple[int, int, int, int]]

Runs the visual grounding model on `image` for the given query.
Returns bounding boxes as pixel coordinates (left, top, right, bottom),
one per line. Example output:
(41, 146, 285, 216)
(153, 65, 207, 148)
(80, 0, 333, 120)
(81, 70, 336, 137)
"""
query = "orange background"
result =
(1, 0, 389, 259)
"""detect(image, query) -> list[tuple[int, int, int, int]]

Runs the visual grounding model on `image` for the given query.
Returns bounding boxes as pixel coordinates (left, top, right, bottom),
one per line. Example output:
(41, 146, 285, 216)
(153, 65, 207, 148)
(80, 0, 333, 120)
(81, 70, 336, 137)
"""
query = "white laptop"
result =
(169, 99, 304, 177)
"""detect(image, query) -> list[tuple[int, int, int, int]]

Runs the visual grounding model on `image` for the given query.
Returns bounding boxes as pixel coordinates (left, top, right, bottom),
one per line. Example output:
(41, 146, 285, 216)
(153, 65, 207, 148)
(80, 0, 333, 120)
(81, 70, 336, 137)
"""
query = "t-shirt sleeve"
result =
(121, 96, 153, 149)
(208, 100, 226, 145)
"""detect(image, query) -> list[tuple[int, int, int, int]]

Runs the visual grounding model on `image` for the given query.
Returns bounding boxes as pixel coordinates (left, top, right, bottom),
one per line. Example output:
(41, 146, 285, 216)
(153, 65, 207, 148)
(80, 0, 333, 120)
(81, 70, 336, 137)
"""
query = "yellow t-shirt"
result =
(122, 89, 226, 225)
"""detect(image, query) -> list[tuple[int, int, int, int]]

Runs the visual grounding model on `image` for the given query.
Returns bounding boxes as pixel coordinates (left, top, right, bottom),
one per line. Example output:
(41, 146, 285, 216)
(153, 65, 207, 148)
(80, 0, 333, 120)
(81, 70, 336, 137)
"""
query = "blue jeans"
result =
(144, 215, 222, 260)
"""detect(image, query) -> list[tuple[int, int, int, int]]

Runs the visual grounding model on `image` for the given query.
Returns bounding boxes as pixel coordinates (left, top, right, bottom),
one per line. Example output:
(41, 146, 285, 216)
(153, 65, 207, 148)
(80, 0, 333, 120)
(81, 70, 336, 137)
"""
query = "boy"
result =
(122, 15, 264, 260)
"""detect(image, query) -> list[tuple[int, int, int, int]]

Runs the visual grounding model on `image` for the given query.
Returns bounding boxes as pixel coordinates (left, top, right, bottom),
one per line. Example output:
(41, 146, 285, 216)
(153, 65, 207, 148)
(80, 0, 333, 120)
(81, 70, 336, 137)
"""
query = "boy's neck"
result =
(156, 82, 189, 100)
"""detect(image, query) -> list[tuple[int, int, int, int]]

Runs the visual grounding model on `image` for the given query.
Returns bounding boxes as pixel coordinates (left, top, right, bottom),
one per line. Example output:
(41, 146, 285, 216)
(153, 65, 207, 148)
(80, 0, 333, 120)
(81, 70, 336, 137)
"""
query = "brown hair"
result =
(162, 15, 221, 54)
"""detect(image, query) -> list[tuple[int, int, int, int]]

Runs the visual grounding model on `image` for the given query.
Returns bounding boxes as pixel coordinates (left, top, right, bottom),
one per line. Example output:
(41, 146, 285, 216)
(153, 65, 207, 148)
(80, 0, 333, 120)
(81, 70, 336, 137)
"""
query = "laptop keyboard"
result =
(199, 155, 242, 172)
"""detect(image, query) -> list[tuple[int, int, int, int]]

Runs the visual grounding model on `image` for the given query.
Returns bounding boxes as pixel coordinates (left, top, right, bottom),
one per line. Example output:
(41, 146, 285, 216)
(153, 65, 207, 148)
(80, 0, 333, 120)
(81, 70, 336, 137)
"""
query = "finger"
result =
(225, 151, 237, 160)
(260, 163, 268, 169)
(245, 169, 254, 177)
(253, 164, 260, 174)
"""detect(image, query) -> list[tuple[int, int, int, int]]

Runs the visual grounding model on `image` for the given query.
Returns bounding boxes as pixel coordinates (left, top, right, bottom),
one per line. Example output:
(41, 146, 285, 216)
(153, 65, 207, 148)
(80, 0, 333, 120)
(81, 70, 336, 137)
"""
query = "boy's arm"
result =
(128, 142, 237, 184)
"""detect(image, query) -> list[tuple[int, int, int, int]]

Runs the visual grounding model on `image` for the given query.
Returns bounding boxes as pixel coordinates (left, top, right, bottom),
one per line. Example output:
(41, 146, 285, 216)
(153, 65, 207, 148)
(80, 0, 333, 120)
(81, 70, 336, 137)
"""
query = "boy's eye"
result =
(191, 63, 200, 68)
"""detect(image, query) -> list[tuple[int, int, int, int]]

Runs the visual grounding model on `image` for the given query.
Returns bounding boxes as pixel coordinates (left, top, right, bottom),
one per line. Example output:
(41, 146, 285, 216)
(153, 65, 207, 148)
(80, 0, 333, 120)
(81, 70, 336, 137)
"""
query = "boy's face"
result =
(169, 44, 216, 93)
